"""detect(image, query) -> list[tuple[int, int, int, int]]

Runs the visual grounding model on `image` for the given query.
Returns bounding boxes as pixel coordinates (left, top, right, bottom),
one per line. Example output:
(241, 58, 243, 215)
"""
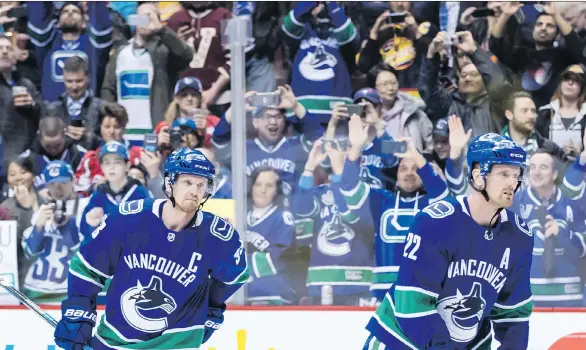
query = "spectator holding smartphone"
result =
(0, 33, 43, 167)
(101, 2, 193, 145)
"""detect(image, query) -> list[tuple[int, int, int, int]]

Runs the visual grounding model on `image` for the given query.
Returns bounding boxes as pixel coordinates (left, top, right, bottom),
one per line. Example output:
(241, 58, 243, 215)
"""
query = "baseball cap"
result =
(561, 64, 586, 85)
(172, 117, 198, 132)
(99, 141, 129, 162)
(43, 160, 74, 184)
(433, 118, 450, 139)
(353, 88, 381, 105)
(174, 77, 203, 96)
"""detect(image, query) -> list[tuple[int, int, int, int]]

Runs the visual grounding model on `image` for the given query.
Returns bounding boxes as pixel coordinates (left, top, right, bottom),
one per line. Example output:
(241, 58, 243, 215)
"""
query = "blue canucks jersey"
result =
(339, 158, 449, 300)
(245, 205, 302, 305)
(27, 2, 112, 101)
(512, 187, 586, 306)
(292, 177, 374, 297)
(22, 218, 82, 300)
(79, 179, 152, 239)
(67, 198, 249, 349)
(359, 136, 398, 190)
(212, 117, 310, 196)
(366, 196, 534, 349)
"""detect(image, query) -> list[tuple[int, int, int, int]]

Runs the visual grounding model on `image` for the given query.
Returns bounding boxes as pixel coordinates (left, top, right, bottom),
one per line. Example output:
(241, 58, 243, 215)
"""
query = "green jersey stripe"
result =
(390, 290, 438, 317)
(307, 266, 373, 285)
(251, 251, 277, 278)
(340, 181, 370, 210)
(282, 13, 304, 39)
(490, 299, 533, 321)
(69, 254, 106, 288)
(97, 317, 204, 349)
(373, 297, 418, 349)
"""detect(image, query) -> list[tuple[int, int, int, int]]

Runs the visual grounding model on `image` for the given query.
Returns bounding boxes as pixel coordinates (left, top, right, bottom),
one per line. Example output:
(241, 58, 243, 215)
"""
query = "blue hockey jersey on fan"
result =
(359, 136, 398, 189)
(27, 2, 112, 101)
(281, 4, 358, 125)
(339, 158, 449, 300)
(245, 205, 303, 305)
(79, 178, 151, 240)
(212, 118, 309, 195)
(21, 217, 82, 300)
(512, 187, 586, 306)
(366, 196, 534, 349)
(67, 198, 249, 349)
(292, 176, 374, 297)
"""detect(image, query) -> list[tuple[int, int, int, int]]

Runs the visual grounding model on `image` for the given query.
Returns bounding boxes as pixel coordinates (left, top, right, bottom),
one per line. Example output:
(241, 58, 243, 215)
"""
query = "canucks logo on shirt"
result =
(437, 282, 487, 342)
(317, 213, 355, 257)
(299, 43, 338, 81)
(119, 71, 150, 100)
(120, 276, 177, 333)
(51, 49, 88, 82)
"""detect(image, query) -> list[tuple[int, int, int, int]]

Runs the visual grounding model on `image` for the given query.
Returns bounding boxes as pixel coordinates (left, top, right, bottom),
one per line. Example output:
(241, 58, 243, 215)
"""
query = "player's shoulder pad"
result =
(282, 210, 295, 226)
(422, 199, 456, 220)
(206, 212, 237, 242)
(119, 198, 149, 215)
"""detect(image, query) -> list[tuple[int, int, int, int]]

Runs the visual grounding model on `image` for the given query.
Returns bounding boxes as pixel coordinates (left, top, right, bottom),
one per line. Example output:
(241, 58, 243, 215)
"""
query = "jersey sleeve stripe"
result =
(340, 181, 370, 210)
(491, 299, 533, 321)
(251, 252, 277, 278)
(388, 292, 438, 318)
(394, 285, 440, 299)
(69, 269, 105, 289)
(494, 296, 533, 309)
(372, 298, 418, 350)
(491, 317, 530, 323)
(76, 252, 113, 279)
(224, 265, 250, 285)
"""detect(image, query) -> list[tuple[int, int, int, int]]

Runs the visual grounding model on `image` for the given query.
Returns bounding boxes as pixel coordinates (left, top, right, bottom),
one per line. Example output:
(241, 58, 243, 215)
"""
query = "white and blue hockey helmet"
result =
(164, 147, 216, 196)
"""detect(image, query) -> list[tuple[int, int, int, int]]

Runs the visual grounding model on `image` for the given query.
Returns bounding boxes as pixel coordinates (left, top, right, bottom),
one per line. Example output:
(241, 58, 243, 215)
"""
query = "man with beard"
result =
(53, 147, 248, 350)
(27, 2, 112, 101)
(501, 91, 566, 161)
(167, 2, 233, 117)
(21, 116, 86, 196)
(491, 2, 586, 108)
(339, 115, 449, 301)
(212, 85, 310, 197)
(101, 2, 193, 145)
(511, 149, 586, 307)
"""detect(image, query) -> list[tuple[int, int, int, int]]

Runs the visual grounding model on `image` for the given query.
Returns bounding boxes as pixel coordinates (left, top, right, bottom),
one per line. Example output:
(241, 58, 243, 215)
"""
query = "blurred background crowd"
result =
(0, 0, 586, 308)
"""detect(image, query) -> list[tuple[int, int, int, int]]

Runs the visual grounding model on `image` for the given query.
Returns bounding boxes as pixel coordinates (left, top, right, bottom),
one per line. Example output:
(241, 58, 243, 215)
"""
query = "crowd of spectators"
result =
(0, 1, 585, 308)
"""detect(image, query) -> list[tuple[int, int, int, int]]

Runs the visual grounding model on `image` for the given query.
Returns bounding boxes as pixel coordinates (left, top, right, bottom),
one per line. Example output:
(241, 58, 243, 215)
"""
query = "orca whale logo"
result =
(437, 282, 486, 342)
(120, 276, 177, 333)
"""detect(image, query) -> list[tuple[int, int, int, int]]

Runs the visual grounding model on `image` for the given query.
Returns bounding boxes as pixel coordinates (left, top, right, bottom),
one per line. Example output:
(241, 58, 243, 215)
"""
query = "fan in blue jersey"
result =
(54, 147, 249, 350)
(340, 116, 449, 300)
(363, 133, 534, 350)
(79, 141, 151, 240)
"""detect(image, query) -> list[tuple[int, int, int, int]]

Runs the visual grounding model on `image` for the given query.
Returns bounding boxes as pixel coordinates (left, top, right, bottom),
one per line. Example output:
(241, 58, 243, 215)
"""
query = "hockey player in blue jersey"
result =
(363, 133, 534, 350)
(79, 141, 151, 240)
(54, 147, 249, 349)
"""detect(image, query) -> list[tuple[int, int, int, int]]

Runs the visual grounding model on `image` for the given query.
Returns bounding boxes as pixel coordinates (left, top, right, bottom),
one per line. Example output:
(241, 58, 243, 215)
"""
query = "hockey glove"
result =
(326, 2, 348, 28)
(202, 306, 225, 344)
(292, 1, 318, 24)
(54, 297, 96, 350)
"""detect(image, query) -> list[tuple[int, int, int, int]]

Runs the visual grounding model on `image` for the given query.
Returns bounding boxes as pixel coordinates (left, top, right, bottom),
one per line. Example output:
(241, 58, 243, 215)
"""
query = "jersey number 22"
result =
(403, 232, 421, 261)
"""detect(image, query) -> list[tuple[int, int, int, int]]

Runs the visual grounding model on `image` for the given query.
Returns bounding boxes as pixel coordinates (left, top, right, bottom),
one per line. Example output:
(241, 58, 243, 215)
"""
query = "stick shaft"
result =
(0, 279, 93, 350)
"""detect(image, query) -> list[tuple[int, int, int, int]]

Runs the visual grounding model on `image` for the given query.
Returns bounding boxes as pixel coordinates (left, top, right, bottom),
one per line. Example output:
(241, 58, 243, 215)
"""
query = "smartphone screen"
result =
(144, 134, 158, 153)
(345, 104, 364, 118)
(471, 8, 495, 18)
(386, 12, 406, 24)
(381, 140, 408, 154)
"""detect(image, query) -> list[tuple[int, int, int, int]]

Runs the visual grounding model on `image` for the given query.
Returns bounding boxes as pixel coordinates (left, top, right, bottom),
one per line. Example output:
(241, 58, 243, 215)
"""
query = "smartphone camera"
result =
(385, 12, 407, 24)
(248, 93, 281, 108)
(345, 104, 365, 118)
(51, 200, 66, 224)
(143, 134, 158, 153)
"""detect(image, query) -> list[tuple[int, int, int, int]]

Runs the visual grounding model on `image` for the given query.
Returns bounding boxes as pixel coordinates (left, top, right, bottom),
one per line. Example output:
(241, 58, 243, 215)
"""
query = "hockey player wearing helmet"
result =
(54, 147, 248, 349)
(362, 133, 534, 350)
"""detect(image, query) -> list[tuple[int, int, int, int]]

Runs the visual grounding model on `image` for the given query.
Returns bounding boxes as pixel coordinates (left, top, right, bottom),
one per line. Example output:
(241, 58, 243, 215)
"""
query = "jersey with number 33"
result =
(67, 198, 249, 349)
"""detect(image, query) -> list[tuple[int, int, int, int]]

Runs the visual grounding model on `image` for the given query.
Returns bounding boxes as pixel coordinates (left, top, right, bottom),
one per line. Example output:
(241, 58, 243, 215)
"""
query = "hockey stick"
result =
(0, 278, 93, 350)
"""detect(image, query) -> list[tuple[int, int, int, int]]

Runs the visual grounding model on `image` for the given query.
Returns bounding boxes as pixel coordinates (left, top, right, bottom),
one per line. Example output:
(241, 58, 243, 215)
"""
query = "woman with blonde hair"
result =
(536, 64, 586, 160)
